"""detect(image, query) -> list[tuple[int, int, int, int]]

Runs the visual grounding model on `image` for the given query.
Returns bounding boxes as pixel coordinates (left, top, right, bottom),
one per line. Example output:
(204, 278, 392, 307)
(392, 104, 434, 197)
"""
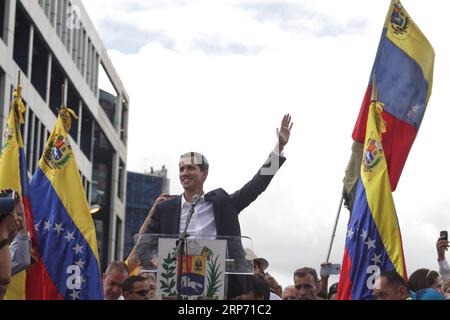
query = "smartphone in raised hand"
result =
(440, 230, 448, 241)
(320, 263, 341, 276)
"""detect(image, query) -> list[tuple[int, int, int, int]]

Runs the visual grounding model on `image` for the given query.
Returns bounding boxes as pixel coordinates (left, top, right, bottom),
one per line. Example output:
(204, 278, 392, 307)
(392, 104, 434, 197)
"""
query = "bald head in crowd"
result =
(102, 261, 129, 300)
(373, 271, 410, 300)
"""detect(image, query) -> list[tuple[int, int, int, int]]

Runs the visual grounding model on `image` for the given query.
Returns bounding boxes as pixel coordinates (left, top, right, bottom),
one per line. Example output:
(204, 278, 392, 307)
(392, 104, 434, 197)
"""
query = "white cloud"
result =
(82, 0, 450, 290)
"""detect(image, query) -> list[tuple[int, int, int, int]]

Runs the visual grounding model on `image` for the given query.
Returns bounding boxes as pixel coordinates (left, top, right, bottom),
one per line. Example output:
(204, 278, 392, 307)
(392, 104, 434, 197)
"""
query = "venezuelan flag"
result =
(337, 101, 407, 300)
(0, 86, 35, 300)
(28, 108, 103, 300)
(349, 0, 434, 193)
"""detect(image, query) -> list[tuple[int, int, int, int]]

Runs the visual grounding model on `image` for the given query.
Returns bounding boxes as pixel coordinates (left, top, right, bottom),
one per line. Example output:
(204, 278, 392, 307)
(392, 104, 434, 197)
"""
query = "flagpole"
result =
(325, 193, 344, 263)
(371, 75, 378, 102)
(60, 83, 66, 109)
(326, 76, 379, 264)
(17, 70, 21, 88)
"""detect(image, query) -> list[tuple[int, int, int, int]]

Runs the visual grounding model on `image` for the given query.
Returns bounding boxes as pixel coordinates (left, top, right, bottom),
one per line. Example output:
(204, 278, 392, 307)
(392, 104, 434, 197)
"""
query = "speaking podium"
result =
(134, 233, 254, 300)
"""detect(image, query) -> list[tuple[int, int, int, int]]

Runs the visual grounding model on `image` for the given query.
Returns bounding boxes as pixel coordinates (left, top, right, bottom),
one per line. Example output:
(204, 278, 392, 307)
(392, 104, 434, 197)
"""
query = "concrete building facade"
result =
(0, 0, 129, 270)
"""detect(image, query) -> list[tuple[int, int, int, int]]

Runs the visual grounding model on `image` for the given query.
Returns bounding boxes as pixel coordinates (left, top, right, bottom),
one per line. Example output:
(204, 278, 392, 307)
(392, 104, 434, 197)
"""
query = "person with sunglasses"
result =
(123, 275, 150, 300)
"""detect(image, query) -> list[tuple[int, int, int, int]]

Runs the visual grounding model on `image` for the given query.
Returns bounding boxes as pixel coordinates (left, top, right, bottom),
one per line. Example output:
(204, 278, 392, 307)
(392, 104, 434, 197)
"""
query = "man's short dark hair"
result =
(294, 267, 319, 282)
(250, 273, 270, 300)
(122, 275, 147, 293)
(380, 271, 407, 288)
(180, 152, 209, 172)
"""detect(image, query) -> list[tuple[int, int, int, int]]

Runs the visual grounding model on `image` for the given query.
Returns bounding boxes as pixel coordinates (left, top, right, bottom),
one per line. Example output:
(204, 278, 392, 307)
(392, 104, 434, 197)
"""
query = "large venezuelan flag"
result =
(0, 86, 35, 300)
(28, 108, 103, 300)
(344, 0, 434, 204)
(337, 101, 407, 300)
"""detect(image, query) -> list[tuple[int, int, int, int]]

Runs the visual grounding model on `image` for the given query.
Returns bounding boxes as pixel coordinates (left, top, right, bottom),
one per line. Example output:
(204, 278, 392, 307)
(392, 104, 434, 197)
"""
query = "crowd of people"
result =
(1, 114, 449, 300)
(98, 234, 449, 300)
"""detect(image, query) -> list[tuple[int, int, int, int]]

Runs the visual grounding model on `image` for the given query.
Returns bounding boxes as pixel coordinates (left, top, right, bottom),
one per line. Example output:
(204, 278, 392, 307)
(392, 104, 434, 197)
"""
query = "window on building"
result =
(92, 163, 107, 207)
(39, 123, 47, 160)
(71, 23, 78, 62)
(93, 53, 99, 95)
(80, 104, 93, 160)
(32, 117, 40, 173)
(115, 217, 123, 261)
(66, 82, 79, 142)
(93, 218, 104, 269)
(31, 31, 49, 101)
(55, 0, 63, 39)
(120, 99, 128, 145)
(13, 4, 31, 75)
(0, 0, 6, 42)
(80, 29, 86, 74)
(49, 57, 65, 116)
(118, 159, 125, 201)
(60, 0, 68, 47)
(98, 63, 117, 127)
(49, 0, 57, 27)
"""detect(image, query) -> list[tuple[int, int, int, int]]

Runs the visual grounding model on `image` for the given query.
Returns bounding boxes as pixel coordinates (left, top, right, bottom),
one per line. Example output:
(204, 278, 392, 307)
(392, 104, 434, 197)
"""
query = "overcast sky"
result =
(81, 0, 450, 289)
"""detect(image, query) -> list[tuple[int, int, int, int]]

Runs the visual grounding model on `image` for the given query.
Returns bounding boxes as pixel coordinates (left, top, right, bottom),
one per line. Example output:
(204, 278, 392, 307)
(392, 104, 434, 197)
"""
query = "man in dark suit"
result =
(147, 114, 293, 299)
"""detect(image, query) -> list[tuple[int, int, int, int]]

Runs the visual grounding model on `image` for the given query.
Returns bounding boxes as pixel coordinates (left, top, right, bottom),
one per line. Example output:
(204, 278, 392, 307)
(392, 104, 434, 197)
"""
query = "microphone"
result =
(191, 194, 201, 207)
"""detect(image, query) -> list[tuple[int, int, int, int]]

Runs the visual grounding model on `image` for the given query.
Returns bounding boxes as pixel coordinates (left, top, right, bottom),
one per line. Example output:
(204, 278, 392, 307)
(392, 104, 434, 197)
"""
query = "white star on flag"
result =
(64, 231, 75, 242)
(77, 275, 86, 285)
(365, 237, 376, 250)
(410, 105, 421, 114)
(43, 220, 52, 231)
(69, 290, 80, 300)
(347, 228, 354, 239)
(72, 243, 83, 255)
(371, 254, 382, 265)
(54, 223, 64, 235)
(360, 229, 368, 241)
(407, 104, 422, 120)
(75, 258, 86, 269)
(35, 221, 41, 232)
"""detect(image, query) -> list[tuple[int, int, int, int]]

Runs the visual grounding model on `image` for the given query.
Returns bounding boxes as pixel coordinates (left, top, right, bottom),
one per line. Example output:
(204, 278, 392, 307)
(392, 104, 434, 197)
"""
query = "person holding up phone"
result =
(436, 231, 450, 282)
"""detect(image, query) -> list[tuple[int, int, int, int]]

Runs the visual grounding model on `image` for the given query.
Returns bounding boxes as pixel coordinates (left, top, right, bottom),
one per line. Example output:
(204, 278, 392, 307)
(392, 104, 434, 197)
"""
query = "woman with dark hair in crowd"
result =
(407, 268, 446, 300)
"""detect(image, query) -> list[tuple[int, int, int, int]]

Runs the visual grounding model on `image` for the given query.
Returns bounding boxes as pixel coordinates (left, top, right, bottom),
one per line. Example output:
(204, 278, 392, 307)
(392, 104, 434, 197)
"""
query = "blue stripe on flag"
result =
(30, 168, 103, 300)
(370, 31, 429, 129)
(345, 178, 396, 300)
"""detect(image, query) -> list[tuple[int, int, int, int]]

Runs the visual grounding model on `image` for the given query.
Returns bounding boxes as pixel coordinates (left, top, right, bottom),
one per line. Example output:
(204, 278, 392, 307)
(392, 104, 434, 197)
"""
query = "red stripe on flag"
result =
(337, 248, 353, 300)
(22, 197, 63, 300)
(26, 257, 64, 300)
(351, 85, 417, 191)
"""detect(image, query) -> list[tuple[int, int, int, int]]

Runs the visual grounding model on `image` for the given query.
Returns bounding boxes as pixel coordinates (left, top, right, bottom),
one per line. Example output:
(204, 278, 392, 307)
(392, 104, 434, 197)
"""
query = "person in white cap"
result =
(245, 248, 282, 300)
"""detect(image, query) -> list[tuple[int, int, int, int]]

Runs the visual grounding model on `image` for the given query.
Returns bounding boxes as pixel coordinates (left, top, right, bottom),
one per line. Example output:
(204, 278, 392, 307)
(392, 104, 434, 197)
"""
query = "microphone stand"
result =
(176, 196, 199, 300)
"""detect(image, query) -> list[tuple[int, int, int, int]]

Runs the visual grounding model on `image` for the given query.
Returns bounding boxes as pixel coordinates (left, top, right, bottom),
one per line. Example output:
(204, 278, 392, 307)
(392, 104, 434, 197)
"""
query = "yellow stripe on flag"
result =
(384, 0, 435, 103)
(361, 102, 406, 278)
(37, 109, 100, 264)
